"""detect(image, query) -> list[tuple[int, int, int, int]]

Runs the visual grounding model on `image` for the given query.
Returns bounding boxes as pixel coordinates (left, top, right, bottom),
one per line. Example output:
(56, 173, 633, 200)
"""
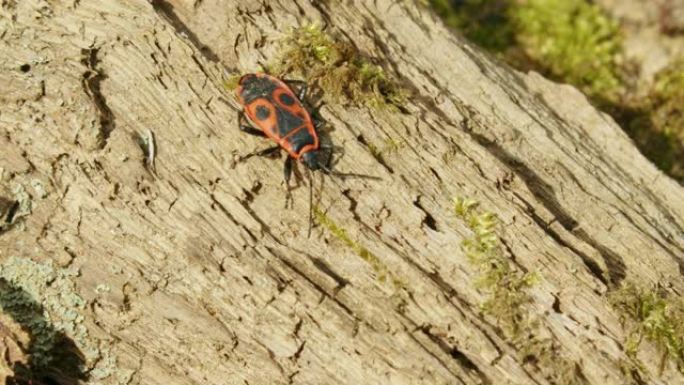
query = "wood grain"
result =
(0, 0, 682, 383)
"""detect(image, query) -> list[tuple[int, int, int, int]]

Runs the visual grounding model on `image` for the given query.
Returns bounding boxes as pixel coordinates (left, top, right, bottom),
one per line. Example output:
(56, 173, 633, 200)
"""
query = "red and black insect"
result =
(236, 73, 329, 180)
(235, 72, 376, 235)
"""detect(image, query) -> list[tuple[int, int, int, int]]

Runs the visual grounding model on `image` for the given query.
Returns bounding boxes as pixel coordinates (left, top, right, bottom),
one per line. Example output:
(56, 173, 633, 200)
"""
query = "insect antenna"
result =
(307, 168, 314, 238)
(320, 166, 382, 181)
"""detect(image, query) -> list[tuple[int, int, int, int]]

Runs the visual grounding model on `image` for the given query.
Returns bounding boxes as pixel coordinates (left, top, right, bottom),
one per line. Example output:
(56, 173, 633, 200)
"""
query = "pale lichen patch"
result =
(0, 257, 119, 381)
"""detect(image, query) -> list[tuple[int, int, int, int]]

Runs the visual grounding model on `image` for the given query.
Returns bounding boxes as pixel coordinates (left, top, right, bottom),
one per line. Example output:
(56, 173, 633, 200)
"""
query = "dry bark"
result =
(0, 0, 683, 384)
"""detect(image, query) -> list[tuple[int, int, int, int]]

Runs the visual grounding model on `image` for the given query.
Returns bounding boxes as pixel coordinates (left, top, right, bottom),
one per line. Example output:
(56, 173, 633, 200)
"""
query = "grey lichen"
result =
(0, 257, 118, 380)
(10, 184, 32, 226)
(30, 179, 48, 199)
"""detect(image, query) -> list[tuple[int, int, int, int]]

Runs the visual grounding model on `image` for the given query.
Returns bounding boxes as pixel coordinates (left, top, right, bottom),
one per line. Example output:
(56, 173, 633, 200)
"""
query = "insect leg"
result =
(306, 168, 313, 238)
(283, 156, 294, 208)
(238, 111, 266, 137)
(241, 125, 266, 137)
(254, 145, 281, 157)
(240, 125, 266, 138)
(320, 143, 340, 169)
(238, 145, 280, 162)
(284, 80, 308, 100)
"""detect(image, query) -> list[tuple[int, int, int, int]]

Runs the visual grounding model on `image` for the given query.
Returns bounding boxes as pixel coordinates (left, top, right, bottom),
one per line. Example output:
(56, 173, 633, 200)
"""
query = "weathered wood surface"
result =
(0, 0, 682, 384)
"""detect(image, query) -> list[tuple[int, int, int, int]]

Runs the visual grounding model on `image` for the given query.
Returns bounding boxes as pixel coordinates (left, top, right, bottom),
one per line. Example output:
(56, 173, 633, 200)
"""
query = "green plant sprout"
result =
(367, 137, 404, 159)
(610, 283, 684, 374)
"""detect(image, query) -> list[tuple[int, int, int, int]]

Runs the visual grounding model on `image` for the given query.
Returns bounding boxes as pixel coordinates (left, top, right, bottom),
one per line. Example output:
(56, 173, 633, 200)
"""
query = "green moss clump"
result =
(367, 137, 404, 159)
(610, 283, 684, 373)
(428, 1, 684, 181)
(616, 59, 684, 183)
(455, 197, 583, 383)
(454, 197, 538, 337)
(511, 0, 622, 100)
(426, 0, 622, 99)
(270, 23, 407, 109)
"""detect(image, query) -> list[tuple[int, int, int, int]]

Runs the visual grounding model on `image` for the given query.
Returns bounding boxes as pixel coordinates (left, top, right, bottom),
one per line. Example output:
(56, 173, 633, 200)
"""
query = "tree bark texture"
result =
(0, 0, 683, 384)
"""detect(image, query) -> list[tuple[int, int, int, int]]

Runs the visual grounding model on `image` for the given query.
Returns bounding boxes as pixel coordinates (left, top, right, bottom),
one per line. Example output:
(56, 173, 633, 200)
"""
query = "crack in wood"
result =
(356, 133, 394, 174)
(210, 193, 257, 243)
(467, 128, 627, 287)
(150, 0, 220, 62)
(413, 195, 439, 231)
(81, 48, 114, 149)
(516, 192, 609, 287)
(267, 246, 363, 326)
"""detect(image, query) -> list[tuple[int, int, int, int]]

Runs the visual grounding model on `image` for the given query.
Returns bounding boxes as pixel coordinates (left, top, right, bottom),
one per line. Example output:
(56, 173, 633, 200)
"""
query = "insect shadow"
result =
(0, 278, 87, 385)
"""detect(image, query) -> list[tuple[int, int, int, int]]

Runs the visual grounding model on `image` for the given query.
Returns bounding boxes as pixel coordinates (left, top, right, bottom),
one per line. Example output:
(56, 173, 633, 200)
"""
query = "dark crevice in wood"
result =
(573, 228, 627, 286)
(81, 48, 114, 149)
(210, 193, 257, 243)
(499, 238, 528, 272)
(469, 130, 627, 287)
(531, 96, 684, 267)
(418, 325, 492, 385)
(449, 346, 486, 381)
(403, 330, 471, 384)
(356, 134, 394, 174)
(552, 295, 561, 313)
(269, 247, 362, 326)
(379, 236, 512, 372)
(518, 194, 609, 286)
(4, 200, 19, 225)
(413, 196, 438, 231)
(428, 166, 443, 184)
(149, 0, 220, 62)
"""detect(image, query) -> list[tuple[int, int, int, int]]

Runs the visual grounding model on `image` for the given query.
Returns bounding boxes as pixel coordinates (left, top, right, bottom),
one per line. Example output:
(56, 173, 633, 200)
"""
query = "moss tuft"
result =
(454, 197, 538, 337)
(428, 0, 684, 181)
(367, 137, 404, 159)
(427, 0, 622, 99)
(610, 283, 684, 373)
(222, 74, 242, 92)
(270, 23, 407, 109)
(454, 197, 581, 383)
